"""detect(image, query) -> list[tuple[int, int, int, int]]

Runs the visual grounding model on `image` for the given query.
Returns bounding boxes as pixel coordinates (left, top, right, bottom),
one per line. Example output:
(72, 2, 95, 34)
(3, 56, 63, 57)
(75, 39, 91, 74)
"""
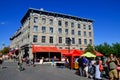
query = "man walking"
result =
(107, 54, 118, 80)
(77, 56, 84, 76)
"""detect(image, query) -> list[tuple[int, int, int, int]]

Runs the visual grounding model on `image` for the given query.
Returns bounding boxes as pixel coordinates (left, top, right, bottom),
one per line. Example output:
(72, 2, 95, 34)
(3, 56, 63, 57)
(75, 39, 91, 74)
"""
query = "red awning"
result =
(95, 51, 104, 56)
(61, 49, 83, 57)
(32, 45, 61, 53)
(71, 50, 83, 57)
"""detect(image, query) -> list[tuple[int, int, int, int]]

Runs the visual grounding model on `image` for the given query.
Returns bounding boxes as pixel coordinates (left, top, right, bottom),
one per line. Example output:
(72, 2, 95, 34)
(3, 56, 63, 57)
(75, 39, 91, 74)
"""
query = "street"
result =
(0, 61, 90, 80)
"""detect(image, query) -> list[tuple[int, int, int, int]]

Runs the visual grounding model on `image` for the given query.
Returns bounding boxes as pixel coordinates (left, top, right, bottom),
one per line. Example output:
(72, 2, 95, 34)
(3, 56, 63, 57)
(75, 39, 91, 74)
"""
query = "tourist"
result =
(117, 58, 120, 80)
(107, 54, 118, 80)
(95, 60, 102, 80)
(0, 54, 3, 69)
(77, 56, 84, 76)
(82, 57, 89, 78)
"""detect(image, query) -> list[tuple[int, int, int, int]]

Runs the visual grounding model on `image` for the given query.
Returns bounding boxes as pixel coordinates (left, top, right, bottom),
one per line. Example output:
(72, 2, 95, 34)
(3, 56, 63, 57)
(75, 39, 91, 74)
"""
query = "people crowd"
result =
(77, 53, 120, 80)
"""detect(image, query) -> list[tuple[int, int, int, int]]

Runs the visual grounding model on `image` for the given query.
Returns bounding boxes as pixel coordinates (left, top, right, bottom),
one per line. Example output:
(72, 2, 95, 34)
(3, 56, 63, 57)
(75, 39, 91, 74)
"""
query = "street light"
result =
(67, 37, 71, 53)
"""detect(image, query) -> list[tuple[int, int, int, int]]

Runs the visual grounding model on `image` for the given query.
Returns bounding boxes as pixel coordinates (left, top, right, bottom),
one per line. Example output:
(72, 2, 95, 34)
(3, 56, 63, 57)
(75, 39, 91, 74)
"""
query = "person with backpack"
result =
(77, 56, 85, 76)
(107, 54, 118, 80)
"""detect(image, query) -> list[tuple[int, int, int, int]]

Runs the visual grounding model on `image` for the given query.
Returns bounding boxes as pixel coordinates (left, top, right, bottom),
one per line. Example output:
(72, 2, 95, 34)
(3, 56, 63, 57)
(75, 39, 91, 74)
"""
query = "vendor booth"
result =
(32, 45, 61, 62)
(61, 49, 83, 69)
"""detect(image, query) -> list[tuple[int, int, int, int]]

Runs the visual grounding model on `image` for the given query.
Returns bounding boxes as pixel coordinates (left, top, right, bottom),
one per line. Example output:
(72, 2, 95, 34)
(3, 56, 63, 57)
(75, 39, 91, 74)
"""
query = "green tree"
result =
(0, 47, 10, 55)
(112, 42, 120, 57)
(84, 44, 95, 54)
(95, 42, 112, 57)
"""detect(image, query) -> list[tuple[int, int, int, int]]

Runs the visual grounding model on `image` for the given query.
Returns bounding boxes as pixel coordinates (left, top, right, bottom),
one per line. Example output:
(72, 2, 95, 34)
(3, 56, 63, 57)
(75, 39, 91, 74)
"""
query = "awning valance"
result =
(32, 45, 60, 53)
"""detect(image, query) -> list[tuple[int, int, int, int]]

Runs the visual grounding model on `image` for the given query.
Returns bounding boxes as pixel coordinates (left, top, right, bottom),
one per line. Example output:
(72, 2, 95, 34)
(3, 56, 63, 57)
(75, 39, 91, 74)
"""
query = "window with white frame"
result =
(34, 17, 38, 23)
(78, 23, 80, 29)
(71, 30, 74, 35)
(42, 26, 46, 33)
(65, 29, 68, 35)
(42, 36, 46, 43)
(89, 32, 92, 37)
(50, 27, 53, 33)
(84, 39, 87, 45)
(78, 31, 81, 36)
(58, 28, 62, 34)
(49, 36, 53, 43)
(84, 31, 87, 37)
(42, 18, 46, 24)
(49, 19, 53, 25)
(72, 38, 75, 44)
(89, 25, 91, 30)
(33, 35, 37, 42)
(89, 39, 92, 45)
(78, 38, 81, 44)
(71, 22, 74, 28)
(33, 26, 38, 32)
(58, 20, 62, 26)
(65, 21, 68, 27)
(59, 37, 62, 43)
(83, 24, 86, 29)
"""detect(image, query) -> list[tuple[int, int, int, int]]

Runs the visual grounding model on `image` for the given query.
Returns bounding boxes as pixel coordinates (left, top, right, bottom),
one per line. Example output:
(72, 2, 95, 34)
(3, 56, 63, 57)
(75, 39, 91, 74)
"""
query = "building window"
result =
(65, 21, 68, 27)
(84, 31, 87, 37)
(49, 19, 53, 25)
(42, 18, 46, 24)
(58, 28, 62, 34)
(65, 29, 68, 35)
(80, 48, 83, 50)
(83, 24, 86, 29)
(71, 30, 74, 35)
(65, 37, 71, 45)
(71, 22, 74, 28)
(33, 35, 37, 42)
(50, 27, 53, 33)
(42, 26, 46, 33)
(78, 24, 80, 29)
(59, 37, 62, 43)
(89, 39, 92, 45)
(72, 38, 75, 44)
(34, 17, 38, 23)
(78, 39, 81, 44)
(89, 32, 92, 37)
(59, 47, 62, 49)
(33, 26, 38, 32)
(84, 39, 87, 45)
(89, 25, 91, 30)
(58, 20, 62, 26)
(49, 36, 53, 43)
(42, 36, 46, 43)
(78, 31, 81, 36)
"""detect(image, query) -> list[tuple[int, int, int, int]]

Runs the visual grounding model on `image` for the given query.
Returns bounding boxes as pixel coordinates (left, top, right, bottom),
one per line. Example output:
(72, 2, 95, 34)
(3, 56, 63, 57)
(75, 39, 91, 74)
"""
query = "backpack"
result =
(99, 64, 104, 72)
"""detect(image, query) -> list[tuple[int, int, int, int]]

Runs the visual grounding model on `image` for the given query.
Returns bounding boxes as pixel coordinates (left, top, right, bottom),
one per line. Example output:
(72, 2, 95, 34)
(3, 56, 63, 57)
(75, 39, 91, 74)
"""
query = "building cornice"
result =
(21, 8, 94, 25)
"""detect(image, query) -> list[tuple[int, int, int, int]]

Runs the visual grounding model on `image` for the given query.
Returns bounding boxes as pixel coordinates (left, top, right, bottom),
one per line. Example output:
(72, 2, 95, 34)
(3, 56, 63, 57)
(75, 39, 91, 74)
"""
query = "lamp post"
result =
(67, 37, 71, 53)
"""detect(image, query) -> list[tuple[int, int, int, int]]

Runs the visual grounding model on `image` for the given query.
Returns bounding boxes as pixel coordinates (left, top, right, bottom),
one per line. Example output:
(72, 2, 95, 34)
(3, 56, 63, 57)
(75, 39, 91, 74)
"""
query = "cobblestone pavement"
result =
(0, 61, 108, 80)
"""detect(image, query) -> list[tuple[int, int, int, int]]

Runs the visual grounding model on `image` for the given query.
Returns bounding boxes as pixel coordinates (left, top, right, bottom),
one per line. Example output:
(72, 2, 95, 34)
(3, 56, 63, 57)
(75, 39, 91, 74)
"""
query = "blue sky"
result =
(0, 0, 120, 49)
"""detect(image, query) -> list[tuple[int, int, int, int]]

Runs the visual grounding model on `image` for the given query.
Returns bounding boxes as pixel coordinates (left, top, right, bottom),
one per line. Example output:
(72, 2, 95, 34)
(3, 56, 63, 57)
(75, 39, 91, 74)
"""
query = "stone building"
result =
(10, 8, 94, 59)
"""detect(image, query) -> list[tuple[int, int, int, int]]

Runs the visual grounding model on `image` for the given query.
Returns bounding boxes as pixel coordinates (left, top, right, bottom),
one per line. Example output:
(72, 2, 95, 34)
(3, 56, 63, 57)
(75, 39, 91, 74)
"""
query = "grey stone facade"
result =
(10, 8, 94, 59)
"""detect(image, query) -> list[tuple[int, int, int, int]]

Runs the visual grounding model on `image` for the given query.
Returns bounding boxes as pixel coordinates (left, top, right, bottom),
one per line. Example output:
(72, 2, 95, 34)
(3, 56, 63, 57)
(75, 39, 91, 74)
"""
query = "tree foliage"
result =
(84, 44, 95, 54)
(0, 47, 10, 55)
(95, 42, 120, 57)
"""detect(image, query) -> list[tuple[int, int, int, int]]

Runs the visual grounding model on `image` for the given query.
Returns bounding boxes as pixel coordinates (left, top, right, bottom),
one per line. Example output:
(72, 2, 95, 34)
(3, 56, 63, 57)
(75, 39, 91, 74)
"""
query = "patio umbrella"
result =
(81, 52, 96, 57)
(95, 51, 104, 57)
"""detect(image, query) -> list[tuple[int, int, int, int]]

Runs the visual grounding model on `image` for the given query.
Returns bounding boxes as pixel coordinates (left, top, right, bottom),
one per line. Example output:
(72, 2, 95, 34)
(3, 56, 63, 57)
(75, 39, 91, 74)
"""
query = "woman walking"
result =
(0, 54, 3, 69)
